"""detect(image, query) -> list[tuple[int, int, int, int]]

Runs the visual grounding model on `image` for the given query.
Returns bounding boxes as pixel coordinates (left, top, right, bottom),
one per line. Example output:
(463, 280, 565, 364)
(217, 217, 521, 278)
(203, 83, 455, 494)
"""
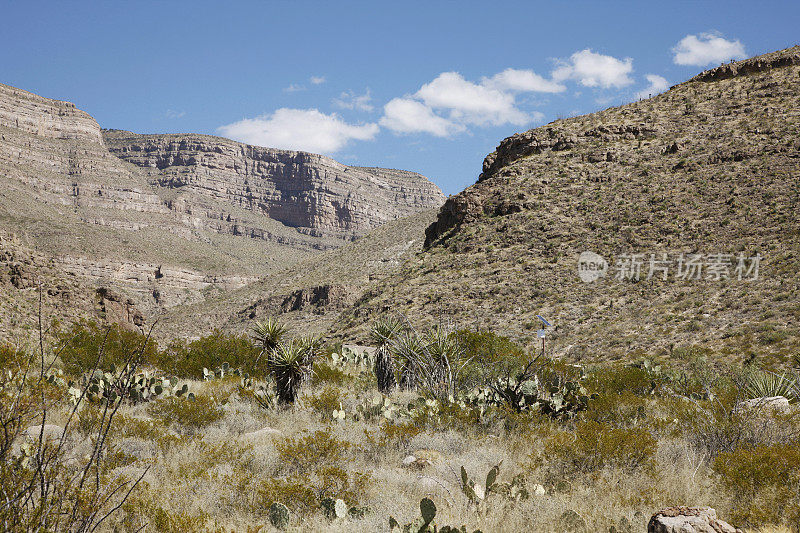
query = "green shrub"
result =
(161, 330, 261, 378)
(313, 361, 347, 385)
(254, 468, 370, 517)
(713, 443, 800, 526)
(379, 421, 422, 449)
(455, 329, 528, 388)
(536, 420, 656, 481)
(586, 365, 656, 396)
(307, 386, 342, 418)
(58, 321, 159, 376)
(255, 476, 317, 516)
(584, 391, 648, 428)
(276, 430, 350, 474)
(147, 396, 224, 430)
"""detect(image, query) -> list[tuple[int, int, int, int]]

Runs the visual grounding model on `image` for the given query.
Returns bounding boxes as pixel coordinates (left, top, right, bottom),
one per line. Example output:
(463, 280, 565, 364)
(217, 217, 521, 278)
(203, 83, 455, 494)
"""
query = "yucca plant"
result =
(371, 317, 405, 394)
(251, 318, 287, 374)
(268, 340, 314, 404)
(251, 318, 287, 352)
(391, 331, 424, 390)
(421, 325, 467, 399)
(741, 369, 798, 402)
(389, 325, 469, 401)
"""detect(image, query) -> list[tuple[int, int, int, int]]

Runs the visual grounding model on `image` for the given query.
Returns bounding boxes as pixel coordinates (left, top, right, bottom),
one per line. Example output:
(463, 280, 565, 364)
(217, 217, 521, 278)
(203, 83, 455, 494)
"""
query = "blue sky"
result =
(2, 1, 798, 194)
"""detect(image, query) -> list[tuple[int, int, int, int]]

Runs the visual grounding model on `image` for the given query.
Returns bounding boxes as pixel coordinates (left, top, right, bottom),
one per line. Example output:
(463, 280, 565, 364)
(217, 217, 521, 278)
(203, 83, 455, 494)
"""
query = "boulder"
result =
(648, 507, 741, 533)
(531, 483, 546, 496)
(735, 396, 791, 414)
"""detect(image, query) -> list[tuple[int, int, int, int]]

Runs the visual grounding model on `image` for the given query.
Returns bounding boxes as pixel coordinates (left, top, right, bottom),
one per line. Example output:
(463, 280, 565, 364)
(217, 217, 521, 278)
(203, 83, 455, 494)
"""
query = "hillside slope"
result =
(0, 83, 443, 334)
(333, 47, 800, 363)
(155, 207, 439, 340)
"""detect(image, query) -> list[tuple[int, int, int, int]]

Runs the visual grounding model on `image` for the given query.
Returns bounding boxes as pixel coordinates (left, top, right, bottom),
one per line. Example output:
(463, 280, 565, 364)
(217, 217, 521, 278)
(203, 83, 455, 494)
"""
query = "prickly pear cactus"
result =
(269, 502, 290, 530)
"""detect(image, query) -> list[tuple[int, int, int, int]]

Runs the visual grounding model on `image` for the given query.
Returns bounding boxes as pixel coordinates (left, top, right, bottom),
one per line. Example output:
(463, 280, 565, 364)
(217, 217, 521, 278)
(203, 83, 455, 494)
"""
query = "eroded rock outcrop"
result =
(104, 131, 445, 241)
(0, 82, 443, 336)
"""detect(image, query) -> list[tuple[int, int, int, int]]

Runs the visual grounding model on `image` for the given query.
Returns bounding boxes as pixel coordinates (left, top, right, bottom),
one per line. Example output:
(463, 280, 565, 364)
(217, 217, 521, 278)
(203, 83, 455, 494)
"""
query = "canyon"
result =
(0, 82, 444, 339)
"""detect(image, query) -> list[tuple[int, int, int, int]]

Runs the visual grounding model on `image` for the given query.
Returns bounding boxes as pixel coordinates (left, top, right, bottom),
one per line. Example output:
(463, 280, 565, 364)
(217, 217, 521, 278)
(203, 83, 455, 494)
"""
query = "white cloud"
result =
(165, 109, 185, 119)
(635, 74, 669, 99)
(380, 67, 557, 136)
(310, 76, 326, 85)
(379, 97, 463, 137)
(218, 108, 378, 154)
(552, 49, 634, 88)
(672, 32, 746, 66)
(416, 72, 532, 126)
(484, 68, 566, 93)
(334, 89, 374, 112)
(283, 83, 306, 93)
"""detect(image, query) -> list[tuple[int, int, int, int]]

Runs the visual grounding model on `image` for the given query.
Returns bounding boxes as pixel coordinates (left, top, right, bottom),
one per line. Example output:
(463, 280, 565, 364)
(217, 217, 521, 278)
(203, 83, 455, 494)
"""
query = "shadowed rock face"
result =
(103, 131, 445, 241)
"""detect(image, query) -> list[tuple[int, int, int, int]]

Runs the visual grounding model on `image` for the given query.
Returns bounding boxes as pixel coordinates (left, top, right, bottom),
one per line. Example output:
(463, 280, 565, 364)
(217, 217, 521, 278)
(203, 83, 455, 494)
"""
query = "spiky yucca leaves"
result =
(421, 326, 467, 399)
(371, 316, 405, 347)
(251, 318, 287, 375)
(268, 340, 314, 404)
(371, 317, 405, 394)
(742, 370, 798, 402)
(392, 331, 424, 390)
(389, 325, 469, 401)
(251, 318, 287, 353)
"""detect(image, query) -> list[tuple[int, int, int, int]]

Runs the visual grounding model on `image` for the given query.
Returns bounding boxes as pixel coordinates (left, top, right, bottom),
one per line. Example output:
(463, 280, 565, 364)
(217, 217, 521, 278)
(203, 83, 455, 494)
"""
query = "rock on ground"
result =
(648, 507, 741, 533)
(735, 395, 791, 414)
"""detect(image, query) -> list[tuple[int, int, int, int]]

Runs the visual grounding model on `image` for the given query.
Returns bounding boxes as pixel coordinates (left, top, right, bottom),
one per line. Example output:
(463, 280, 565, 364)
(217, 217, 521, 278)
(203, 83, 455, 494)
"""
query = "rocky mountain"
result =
(156, 207, 439, 340)
(103, 130, 443, 243)
(0, 83, 443, 338)
(332, 46, 800, 363)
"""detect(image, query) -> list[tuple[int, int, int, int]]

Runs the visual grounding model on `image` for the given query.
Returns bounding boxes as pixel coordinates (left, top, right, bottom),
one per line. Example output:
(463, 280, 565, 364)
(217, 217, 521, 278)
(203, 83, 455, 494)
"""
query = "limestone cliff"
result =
(0, 82, 444, 334)
(104, 131, 445, 242)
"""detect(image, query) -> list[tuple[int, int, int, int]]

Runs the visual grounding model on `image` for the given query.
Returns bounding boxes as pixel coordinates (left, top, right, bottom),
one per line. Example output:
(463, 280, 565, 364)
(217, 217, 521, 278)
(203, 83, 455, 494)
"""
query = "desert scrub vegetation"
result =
(4, 313, 800, 531)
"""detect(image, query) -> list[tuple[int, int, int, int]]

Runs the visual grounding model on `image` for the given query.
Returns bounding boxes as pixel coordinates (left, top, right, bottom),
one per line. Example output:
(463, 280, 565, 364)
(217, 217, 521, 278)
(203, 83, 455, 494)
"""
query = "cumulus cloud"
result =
(552, 49, 634, 88)
(484, 68, 566, 93)
(310, 76, 326, 85)
(380, 97, 463, 137)
(218, 108, 378, 154)
(672, 32, 746, 66)
(416, 72, 535, 126)
(334, 89, 374, 112)
(635, 74, 669, 99)
(380, 68, 556, 136)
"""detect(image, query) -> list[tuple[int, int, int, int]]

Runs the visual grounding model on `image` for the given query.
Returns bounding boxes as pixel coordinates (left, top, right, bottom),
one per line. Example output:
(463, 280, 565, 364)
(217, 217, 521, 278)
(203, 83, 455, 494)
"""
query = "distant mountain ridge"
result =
(103, 130, 443, 243)
(0, 82, 444, 338)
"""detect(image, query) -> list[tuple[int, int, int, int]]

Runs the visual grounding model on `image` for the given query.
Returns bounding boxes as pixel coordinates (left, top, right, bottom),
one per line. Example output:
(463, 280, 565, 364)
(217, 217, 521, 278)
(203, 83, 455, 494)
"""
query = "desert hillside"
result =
(0, 83, 444, 339)
(332, 46, 800, 364)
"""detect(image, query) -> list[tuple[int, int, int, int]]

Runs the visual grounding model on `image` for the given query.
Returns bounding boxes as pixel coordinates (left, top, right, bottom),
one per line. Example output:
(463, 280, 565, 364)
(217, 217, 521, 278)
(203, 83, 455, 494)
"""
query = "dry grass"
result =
(14, 353, 795, 533)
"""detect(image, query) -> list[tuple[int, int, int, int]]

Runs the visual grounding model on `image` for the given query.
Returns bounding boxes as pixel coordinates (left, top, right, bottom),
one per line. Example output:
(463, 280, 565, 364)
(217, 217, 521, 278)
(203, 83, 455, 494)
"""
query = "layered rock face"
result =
(103, 131, 445, 241)
(0, 84, 168, 215)
(0, 82, 443, 334)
